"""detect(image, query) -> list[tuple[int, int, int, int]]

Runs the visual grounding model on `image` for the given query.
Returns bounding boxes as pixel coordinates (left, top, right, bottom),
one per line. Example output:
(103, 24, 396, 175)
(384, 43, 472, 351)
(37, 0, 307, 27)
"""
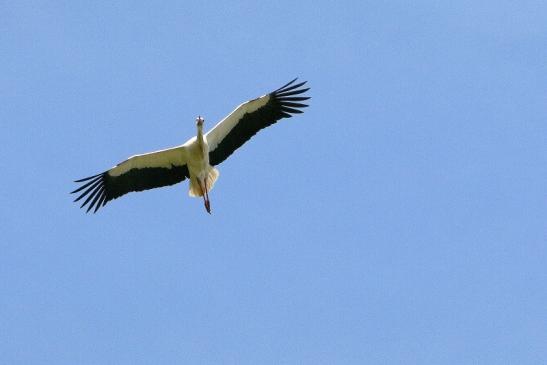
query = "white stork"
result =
(71, 78, 310, 214)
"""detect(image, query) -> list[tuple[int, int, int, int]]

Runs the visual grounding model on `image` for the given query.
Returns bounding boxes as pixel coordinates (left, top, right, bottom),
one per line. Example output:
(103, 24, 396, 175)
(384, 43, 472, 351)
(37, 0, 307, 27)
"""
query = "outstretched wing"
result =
(71, 145, 189, 213)
(206, 78, 310, 166)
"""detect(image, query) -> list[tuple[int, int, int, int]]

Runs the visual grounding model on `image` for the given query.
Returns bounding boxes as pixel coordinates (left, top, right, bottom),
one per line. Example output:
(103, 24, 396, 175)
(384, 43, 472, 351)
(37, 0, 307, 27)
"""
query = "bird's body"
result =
(72, 79, 310, 213)
(185, 136, 216, 197)
(185, 117, 218, 212)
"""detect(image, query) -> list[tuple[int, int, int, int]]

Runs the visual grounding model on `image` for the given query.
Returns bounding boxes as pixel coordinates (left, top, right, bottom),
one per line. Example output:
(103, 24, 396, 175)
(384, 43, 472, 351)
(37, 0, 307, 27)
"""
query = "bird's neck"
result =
(196, 126, 205, 148)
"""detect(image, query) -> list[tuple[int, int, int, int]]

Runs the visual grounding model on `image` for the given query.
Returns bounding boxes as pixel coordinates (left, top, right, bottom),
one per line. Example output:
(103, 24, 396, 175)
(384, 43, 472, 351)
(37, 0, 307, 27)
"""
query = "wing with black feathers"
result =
(71, 146, 189, 213)
(206, 78, 310, 166)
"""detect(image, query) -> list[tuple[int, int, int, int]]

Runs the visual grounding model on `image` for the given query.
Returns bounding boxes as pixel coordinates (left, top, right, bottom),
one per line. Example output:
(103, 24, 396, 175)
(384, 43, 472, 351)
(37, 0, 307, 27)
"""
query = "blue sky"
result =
(1, 1, 546, 363)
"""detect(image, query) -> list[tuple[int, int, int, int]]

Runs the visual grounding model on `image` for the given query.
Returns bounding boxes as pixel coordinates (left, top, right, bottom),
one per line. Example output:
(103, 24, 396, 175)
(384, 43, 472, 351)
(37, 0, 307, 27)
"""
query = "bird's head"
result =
(196, 116, 204, 127)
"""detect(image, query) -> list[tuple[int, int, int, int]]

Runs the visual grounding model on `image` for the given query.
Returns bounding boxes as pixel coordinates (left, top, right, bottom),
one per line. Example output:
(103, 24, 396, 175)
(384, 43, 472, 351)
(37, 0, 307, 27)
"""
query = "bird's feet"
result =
(204, 200, 211, 214)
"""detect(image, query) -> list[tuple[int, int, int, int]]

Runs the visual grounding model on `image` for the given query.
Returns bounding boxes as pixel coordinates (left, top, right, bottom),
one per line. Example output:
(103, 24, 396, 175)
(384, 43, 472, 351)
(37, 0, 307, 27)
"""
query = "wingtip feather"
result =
(74, 172, 103, 183)
(275, 81, 307, 95)
(274, 78, 299, 92)
(277, 87, 310, 97)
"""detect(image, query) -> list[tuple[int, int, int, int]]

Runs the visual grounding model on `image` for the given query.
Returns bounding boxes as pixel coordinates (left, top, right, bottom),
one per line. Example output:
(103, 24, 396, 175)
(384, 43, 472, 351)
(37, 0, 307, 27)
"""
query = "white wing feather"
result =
(108, 145, 187, 177)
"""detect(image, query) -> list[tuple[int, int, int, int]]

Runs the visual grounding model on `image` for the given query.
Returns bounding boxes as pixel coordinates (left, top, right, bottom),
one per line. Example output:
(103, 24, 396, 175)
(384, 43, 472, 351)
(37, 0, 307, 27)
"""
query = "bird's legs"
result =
(204, 178, 211, 214)
(199, 178, 211, 214)
(204, 179, 211, 212)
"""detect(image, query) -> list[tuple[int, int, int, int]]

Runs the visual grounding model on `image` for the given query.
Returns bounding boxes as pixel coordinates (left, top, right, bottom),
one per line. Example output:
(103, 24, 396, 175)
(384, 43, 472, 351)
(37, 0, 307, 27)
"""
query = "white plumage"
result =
(72, 78, 310, 213)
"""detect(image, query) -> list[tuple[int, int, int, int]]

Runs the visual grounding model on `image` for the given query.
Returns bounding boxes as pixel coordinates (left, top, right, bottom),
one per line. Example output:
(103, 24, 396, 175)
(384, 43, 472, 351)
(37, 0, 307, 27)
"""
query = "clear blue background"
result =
(1, 1, 546, 363)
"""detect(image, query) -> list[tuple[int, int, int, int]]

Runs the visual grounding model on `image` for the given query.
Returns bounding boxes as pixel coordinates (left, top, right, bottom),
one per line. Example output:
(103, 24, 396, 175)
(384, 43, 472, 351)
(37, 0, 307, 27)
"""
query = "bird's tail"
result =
(189, 167, 219, 197)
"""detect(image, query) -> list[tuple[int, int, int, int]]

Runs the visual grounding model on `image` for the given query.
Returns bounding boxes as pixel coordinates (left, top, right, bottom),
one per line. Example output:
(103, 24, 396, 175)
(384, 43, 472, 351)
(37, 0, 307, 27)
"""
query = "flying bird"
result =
(71, 78, 310, 214)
